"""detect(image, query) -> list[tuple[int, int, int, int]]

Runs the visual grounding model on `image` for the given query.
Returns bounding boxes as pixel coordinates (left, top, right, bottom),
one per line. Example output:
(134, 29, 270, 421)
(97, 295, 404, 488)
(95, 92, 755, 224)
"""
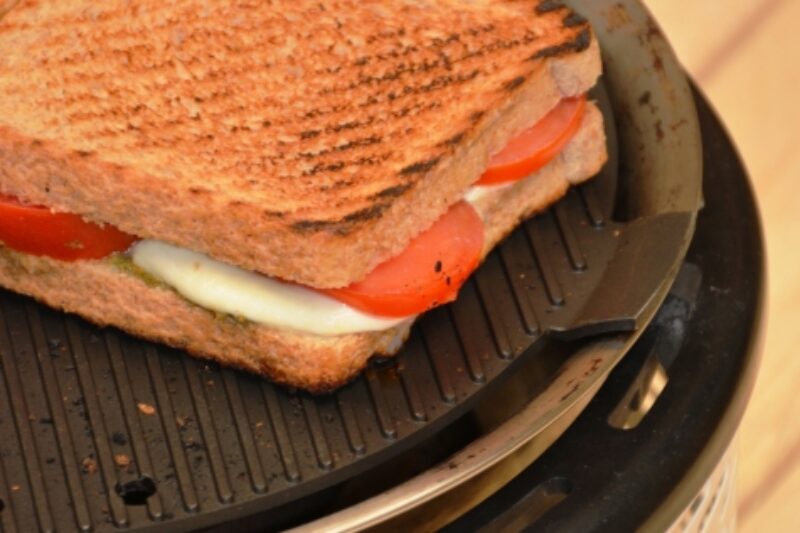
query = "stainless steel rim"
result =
(293, 334, 628, 532)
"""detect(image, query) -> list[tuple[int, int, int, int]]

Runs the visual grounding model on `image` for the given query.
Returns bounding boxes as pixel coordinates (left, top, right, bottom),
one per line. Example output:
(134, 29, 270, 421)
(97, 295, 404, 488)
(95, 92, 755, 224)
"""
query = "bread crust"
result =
(0, 103, 605, 392)
(0, 0, 601, 288)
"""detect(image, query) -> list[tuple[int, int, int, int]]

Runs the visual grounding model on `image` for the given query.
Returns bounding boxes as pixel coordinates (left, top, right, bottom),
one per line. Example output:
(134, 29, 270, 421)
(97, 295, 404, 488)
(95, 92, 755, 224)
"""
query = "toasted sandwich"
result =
(0, 0, 607, 391)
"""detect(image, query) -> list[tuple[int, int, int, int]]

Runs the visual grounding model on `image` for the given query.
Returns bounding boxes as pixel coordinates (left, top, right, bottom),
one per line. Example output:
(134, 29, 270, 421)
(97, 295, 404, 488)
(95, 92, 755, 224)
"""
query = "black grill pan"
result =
(0, 68, 699, 533)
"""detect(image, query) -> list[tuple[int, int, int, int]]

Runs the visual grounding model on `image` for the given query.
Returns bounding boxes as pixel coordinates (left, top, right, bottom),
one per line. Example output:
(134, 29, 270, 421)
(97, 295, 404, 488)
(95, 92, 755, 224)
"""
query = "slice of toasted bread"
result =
(0, 0, 601, 288)
(0, 102, 605, 392)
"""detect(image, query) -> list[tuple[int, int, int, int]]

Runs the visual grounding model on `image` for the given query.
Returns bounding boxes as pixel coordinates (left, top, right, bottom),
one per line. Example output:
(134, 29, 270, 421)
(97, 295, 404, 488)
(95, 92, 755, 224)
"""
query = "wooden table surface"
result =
(644, 1, 800, 530)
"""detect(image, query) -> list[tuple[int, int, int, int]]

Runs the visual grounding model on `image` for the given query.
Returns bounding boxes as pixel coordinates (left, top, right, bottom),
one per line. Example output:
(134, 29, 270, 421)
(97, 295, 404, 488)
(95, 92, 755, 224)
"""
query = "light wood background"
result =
(644, 1, 800, 530)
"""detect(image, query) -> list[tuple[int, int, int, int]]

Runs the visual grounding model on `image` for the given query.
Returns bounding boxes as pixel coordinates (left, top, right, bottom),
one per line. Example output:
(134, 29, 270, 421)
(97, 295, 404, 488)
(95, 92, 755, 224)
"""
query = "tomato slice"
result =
(477, 95, 586, 186)
(0, 194, 137, 260)
(322, 201, 484, 317)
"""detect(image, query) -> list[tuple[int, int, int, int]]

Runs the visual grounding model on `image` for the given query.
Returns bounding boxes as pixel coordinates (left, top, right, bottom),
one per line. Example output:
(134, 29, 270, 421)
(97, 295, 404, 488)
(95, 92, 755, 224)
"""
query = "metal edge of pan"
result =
(293, 0, 703, 529)
(640, 86, 767, 533)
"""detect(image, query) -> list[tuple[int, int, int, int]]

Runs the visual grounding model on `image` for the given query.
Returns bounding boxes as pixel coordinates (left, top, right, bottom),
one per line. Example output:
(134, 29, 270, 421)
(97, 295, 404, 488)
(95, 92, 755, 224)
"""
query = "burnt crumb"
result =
(137, 402, 156, 416)
(370, 183, 412, 200)
(502, 76, 526, 91)
(115, 476, 156, 505)
(76, 150, 94, 158)
(81, 457, 98, 475)
(563, 13, 587, 27)
(399, 156, 441, 176)
(536, 0, 564, 14)
(39, 416, 53, 424)
(31, 139, 43, 147)
(114, 454, 132, 469)
(111, 431, 128, 445)
(187, 186, 210, 195)
(434, 261, 443, 273)
(529, 28, 591, 60)
(638, 91, 652, 106)
(300, 129, 321, 140)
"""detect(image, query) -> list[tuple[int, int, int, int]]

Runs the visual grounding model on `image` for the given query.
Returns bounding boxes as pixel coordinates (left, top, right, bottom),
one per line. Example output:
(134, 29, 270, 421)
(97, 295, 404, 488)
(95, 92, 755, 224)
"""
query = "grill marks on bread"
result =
(0, 0, 598, 286)
(0, 0, 590, 227)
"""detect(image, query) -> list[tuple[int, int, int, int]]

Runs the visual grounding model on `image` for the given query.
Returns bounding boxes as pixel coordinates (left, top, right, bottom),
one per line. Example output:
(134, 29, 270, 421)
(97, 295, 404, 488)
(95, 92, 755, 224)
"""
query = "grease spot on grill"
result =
(111, 431, 128, 445)
(115, 476, 156, 506)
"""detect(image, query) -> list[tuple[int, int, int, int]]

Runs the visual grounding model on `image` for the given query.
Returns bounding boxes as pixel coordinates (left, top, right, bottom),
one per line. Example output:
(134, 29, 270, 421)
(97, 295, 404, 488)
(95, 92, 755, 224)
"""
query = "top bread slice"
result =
(0, 0, 601, 288)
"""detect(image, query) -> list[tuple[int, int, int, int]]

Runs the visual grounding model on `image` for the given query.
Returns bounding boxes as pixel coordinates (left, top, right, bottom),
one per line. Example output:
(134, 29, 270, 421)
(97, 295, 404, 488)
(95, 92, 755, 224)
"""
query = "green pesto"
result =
(108, 254, 252, 327)
(106, 254, 167, 289)
(212, 310, 250, 326)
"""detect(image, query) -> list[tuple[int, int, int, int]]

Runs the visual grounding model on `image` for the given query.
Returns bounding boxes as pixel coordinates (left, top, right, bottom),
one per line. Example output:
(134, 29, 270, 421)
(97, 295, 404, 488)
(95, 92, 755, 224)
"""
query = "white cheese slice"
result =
(130, 240, 410, 336)
(129, 186, 500, 336)
(463, 182, 512, 204)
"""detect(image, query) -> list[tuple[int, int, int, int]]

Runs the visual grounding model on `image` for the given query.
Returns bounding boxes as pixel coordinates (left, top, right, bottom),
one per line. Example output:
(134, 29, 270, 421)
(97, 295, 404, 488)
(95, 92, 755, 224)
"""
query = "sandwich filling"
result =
(0, 96, 587, 336)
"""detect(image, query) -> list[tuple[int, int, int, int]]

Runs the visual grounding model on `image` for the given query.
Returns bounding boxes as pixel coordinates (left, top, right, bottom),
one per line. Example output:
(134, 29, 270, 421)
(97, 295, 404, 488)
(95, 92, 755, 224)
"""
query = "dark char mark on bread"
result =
(0, 0, 599, 288)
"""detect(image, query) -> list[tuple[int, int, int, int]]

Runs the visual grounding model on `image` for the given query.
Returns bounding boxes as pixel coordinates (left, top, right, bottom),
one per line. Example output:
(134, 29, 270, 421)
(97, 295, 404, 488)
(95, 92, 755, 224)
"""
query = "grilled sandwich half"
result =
(0, 0, 607, 391)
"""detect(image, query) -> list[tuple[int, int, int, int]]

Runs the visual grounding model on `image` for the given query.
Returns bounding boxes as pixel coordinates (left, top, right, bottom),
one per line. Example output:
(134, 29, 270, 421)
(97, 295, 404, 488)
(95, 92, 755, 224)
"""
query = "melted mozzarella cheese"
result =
(130, 240, 410, 336)
(129, 187, 498, 336)
(463, 182, 512, 204)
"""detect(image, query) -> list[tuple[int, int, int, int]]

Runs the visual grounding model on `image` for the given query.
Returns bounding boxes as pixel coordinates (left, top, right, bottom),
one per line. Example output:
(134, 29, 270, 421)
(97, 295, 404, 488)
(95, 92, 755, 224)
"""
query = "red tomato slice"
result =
(323, 201, 484, 317)
(0, 194, 137, 260)
(477, 95, 586, 186)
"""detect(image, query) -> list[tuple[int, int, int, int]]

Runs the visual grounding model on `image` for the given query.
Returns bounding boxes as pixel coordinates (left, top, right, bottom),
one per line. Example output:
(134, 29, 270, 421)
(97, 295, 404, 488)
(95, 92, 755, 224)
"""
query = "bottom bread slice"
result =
(0, 104, 606, 392)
